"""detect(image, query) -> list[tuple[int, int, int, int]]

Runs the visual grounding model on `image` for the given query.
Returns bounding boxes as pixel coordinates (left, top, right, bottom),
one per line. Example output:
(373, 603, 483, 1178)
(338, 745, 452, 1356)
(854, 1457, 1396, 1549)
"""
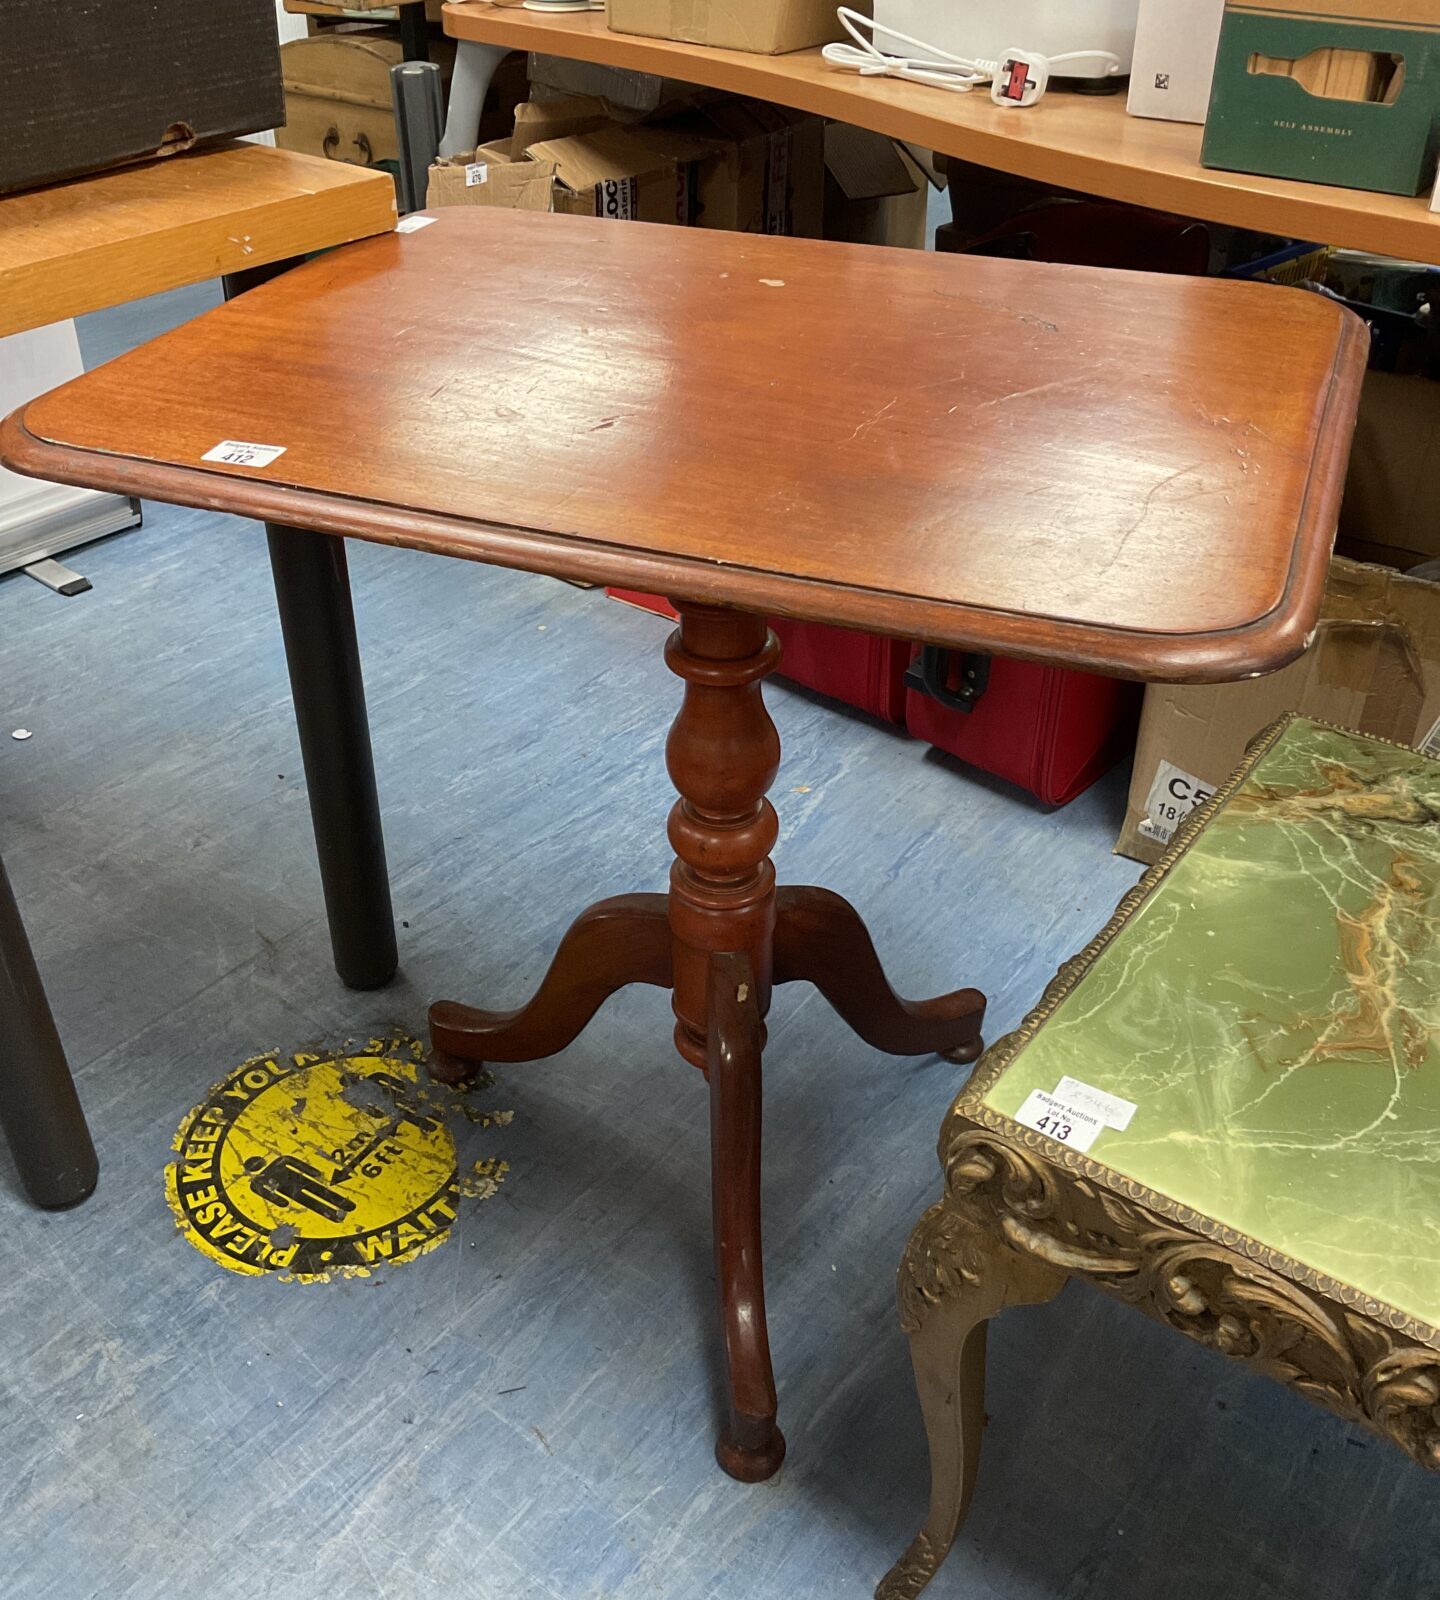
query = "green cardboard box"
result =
(1202, 0, 1440, 196)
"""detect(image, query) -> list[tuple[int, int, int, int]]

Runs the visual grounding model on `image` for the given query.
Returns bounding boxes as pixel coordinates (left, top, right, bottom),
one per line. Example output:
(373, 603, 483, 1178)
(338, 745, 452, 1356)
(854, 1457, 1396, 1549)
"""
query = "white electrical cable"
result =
(823, 7, 995, 91)
(821, 7, 1122, 106)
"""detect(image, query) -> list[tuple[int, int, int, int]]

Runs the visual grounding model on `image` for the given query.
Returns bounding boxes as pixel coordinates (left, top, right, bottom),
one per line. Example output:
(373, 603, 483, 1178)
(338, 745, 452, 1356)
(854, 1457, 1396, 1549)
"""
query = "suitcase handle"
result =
(904, 647, 991, 714)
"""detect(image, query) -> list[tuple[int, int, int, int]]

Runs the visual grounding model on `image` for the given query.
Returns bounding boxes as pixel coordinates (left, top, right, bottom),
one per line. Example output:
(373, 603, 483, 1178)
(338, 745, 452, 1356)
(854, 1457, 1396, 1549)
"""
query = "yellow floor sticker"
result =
(166, 1037, 490, 1280)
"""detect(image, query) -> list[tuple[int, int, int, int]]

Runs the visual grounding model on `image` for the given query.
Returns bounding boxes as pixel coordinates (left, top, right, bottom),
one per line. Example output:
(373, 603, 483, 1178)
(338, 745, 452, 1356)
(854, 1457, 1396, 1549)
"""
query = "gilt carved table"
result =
(881, 716, 1440, 1598)
(0, 209, 1364, 1479)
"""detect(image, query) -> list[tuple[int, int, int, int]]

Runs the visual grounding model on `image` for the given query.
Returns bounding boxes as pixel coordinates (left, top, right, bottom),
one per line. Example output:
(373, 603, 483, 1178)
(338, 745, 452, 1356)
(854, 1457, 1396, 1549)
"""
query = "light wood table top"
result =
(1, 210, 1364, 681)
(0, 142, 397, 340)
(442, 4, 1440, 267)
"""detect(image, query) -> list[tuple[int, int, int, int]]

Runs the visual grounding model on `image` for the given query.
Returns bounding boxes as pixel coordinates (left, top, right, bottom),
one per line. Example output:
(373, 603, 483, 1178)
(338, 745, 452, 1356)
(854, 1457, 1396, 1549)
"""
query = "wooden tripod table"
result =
(0, 210, 1365, 1479)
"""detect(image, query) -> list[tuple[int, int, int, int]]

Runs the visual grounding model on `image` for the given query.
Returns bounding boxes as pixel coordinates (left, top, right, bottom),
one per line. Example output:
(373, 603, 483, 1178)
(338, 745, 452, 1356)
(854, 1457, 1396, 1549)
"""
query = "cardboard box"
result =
(1117, 558, 1440, 862)
(510, 95, 613, 160)
(529, 122, 714, 222)
(278, 31, 457, 169)
(605, 0, 863, 55)
(1202, 1, 1440, 196)
(661, 101, 824, 236)
(427, 142, 558, 212)
(823, 122, 930, 249)
(1337, 370, 1440, 572)
(436, 99, 714, 224)
(1127, 0, 1225, 123)
(0, 0, 284, 194)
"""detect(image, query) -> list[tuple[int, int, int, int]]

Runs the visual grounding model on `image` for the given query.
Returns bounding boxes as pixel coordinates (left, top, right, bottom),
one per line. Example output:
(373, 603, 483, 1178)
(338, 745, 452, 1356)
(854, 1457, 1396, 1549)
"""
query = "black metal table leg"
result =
(397, 0, 430, 63)
(222, 266, 398, 992)
(0, 854, 97, 1208)
(266, 523, 398, 991)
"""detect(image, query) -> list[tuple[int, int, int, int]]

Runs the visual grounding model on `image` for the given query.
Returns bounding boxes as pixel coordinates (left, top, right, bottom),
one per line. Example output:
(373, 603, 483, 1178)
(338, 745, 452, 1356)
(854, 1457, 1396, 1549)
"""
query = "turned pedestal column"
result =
(429, 601, 985, 1480)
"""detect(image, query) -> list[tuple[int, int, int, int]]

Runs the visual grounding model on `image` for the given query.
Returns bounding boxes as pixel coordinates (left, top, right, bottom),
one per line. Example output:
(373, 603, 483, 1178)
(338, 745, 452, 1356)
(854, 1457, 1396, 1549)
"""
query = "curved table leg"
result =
(708, 949, 785, 1482)
(774, 886, 986, 1063)
(877, 1208, 1064, 1600)
(429, 893, 671, 1081)
(0, 855, 97, 1208)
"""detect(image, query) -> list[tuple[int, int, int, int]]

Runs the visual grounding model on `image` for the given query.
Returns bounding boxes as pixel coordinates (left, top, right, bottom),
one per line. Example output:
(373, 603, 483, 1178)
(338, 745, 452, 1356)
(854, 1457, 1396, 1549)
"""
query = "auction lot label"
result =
(166, 1041, 461, 1279)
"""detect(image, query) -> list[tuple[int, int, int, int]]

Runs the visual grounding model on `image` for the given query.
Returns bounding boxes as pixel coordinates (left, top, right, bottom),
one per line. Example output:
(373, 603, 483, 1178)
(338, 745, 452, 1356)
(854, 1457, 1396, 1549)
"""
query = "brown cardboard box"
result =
(1336, 370, 1440, 572)
(510, 96, 613, 160)
(823, 122, 931, 249)
(427, 142, 558, 212)
(660, 101, 824, 236)
(605, 0, 865, 54)
(529, 122, 714, 222)
(1116, 557, 1440, 862)
(436, 100, 714, 223)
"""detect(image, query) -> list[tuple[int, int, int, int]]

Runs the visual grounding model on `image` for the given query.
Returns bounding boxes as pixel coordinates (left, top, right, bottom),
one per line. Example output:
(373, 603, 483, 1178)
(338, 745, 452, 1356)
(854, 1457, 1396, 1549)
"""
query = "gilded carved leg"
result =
(773, 886, 986, 1063)
(877, 1202, 1065, 1600)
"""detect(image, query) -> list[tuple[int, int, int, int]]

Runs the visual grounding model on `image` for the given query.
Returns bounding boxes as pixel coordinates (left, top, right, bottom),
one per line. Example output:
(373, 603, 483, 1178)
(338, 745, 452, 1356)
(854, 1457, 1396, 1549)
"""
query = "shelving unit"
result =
(441, 3, 1440, 265)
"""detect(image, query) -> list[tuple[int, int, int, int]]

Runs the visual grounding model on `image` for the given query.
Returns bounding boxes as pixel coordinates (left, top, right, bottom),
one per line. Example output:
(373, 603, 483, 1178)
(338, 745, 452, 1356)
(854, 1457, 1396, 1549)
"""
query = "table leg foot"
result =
(0, 856, 98, 1209)
(773, 886, 985, 1060)
(709, 950, 784, 1483)
(428, 893, 670, 1074)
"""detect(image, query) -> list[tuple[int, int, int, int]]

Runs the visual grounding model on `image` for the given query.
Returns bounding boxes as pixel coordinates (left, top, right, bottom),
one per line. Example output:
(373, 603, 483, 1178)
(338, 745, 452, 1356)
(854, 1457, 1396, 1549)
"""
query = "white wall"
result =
(274, 0, 309, 44)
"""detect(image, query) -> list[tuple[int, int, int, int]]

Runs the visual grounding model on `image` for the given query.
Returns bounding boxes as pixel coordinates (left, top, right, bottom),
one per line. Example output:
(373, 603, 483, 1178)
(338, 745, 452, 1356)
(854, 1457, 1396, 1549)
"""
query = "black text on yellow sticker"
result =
(167, 1041, 460, 1279)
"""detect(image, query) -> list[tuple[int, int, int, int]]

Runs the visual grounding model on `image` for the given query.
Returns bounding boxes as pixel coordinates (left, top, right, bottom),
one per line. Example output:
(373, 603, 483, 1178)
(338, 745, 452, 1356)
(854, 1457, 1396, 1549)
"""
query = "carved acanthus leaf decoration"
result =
(899, 1121, 1440, 1472)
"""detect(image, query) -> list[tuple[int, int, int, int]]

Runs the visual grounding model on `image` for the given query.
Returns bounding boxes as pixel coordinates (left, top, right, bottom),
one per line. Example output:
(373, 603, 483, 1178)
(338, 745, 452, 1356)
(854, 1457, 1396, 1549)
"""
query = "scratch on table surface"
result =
(974, 375, 1086, 412)
(848, 396, 898, 443)
(533, 1425, 553, 1455)
(1095, 461, 1209, 574)
(913, 370, 967, 394)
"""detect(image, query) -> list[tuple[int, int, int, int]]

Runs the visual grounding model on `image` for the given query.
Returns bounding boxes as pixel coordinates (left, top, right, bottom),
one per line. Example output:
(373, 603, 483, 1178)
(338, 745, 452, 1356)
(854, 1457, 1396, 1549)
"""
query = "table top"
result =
(0, 142, 397, 341)
(0, 209, 1365, 682)
(442, 5, 1440, 267)
(973, 716, 1440, 1343)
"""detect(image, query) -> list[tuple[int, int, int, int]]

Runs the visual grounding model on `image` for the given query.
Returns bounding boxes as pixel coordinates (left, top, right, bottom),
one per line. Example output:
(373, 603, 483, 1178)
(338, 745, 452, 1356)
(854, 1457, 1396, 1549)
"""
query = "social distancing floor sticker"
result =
(166, 1036, 509, 1280)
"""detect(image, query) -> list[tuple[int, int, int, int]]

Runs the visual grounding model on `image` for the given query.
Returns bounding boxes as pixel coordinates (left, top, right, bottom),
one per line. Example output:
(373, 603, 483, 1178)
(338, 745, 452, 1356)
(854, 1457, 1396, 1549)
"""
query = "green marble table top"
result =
(979, 717, 1440, 1336)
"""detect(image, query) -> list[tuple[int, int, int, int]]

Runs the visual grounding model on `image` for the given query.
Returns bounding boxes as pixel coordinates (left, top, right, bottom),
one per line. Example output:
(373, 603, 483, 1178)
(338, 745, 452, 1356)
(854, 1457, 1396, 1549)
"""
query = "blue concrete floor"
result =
(1, 287, 1437, 1600)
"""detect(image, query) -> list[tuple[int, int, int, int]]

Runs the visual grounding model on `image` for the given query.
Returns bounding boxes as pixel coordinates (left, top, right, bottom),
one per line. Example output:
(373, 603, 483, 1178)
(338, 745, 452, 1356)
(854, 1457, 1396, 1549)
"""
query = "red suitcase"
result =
(903, 647, 1140, 807)
(606, 599, 910, 724)
(767, 616, 909, 724)
(606, 598, 1137, 806)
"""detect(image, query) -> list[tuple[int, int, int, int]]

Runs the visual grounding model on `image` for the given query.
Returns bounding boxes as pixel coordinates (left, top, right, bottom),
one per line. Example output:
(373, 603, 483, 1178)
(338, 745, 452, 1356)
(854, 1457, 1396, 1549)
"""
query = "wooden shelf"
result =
(443, 4, 1440, 265)
(0, 143, 397, 340)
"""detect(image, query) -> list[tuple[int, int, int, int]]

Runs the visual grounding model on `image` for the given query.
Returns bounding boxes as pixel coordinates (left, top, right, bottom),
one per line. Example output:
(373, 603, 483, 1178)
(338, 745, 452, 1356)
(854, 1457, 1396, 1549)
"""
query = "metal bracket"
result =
(904, 647, 992, 714)
(23, 556, 92, 595)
